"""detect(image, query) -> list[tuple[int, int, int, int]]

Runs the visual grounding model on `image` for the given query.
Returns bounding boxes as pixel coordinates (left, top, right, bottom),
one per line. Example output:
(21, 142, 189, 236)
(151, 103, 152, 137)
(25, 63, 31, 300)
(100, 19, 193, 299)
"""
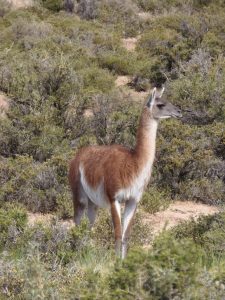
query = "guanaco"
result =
(69, 87, 182, 258)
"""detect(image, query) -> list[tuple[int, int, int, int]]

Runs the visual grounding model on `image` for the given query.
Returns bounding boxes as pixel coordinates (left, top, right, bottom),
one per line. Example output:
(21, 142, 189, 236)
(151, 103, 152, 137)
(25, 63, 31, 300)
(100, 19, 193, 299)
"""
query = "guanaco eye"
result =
(157, 103, 165, 109)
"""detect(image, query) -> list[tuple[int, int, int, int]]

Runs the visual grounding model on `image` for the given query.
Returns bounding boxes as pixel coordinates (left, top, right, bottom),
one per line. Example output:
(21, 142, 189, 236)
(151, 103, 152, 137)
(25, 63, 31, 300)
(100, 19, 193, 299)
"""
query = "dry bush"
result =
(0, 0, 11, 17)
(77, 0, 140, 37)
(0, 156, 64, 212)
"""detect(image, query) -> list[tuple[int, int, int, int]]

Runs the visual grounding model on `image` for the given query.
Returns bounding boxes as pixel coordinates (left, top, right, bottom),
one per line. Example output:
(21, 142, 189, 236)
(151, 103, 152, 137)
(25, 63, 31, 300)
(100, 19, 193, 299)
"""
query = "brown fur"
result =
(69, 107, 151, 203)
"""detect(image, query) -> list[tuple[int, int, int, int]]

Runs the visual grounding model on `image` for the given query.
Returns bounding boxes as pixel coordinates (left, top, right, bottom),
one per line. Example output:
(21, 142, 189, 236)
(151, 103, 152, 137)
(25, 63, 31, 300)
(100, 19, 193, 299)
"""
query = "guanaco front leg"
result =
(111, 200, 122, 257)
(122, 198, 137, 259)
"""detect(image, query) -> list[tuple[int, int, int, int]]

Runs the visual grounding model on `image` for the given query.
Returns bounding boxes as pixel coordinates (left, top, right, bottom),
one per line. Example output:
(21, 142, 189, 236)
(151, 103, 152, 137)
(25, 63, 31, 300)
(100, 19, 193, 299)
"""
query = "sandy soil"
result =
(0, 93, 9, 118)
(0, 94, 9, 110)
(27, 212, 74, 229)
(115, 76, 131, 87)
(115, 75, 149, 103)
(7, 0, 33, 8)
(138, 12, 152, 20)
(122, 37, 140, 52)
(83, 108, 94, 118)
(122, 88, 149, 103)
(143, 201, 219, 237)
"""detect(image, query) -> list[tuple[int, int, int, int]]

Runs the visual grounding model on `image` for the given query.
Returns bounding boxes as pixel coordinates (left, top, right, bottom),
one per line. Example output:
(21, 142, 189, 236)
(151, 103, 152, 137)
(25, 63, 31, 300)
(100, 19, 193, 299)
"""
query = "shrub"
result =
(0, 2, 225, 298)
(172, 212, 225, 258)
(98, 50, 138, 75)
(170, 55, 225, 123)
(132, 57, 168, 87)
(76, 0, 99, 20)
(0, 53, 80, 107)
(135, 0, 225, 12)
(81, 66, 115, 93)
(29, 220, 90, 263)
(0, 155, 67, 213)
(77, 0, 140, 37)
(179, 178, 225, 205)
(56, 190, 74, 219)
(135, 0, 185, 12)
(141, 186, 170, 214)
(10, 19, 53, 48)
(41, 0, 63, 11)
(155, 118, 225, 204)
(109, 235, 205, 299)
(90, 92, 139, 146)
(0, 203, 27, 250)
(0, 0, 11, 17)
(136, 27, 189, 84)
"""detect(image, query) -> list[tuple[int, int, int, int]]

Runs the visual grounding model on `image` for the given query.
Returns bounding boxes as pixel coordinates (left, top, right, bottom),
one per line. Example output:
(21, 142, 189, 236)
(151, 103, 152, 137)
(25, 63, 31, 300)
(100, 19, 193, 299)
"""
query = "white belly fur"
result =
(79, 165, 110, 208)
(115, 162, 152, 203)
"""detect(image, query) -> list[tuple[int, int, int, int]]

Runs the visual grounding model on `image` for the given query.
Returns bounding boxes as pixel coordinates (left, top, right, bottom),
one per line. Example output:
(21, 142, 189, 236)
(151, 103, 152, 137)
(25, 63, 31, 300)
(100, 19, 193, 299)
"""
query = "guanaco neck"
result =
(134, 107, 158, 168)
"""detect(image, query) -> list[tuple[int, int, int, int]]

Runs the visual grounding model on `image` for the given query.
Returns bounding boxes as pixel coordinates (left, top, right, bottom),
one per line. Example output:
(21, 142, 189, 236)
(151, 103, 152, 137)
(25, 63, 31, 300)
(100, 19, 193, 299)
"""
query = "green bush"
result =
(131, 57, 168, 87)
(135, 0, 185, 12)
(1, 212, 225, 299)
(170, 55, 225, 123)
(141, 186, 170, 214)
(155, 118, 225, 204)
(179, 178, 225, 205)
(88, 92, 139, 146)
(172, 212, 225, 258)
(41, 0, 63, 11)
(109, 236, 205, 299)
(77, 0, 140, 37)
(0, 203, 27, 250)
(98, 50, 138, 75)
(135, 0, 225, 12)
(81, 66, 115, 93)
(0, 155, 71, 213)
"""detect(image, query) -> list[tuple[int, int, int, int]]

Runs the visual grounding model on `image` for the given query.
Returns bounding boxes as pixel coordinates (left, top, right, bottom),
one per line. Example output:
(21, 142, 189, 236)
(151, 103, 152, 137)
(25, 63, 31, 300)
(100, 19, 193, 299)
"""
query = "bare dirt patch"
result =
(138, 12, 152, 21)
(122, 36, 140, 52)
(142, 201, 219, 237)
(28, 212, 53, 226)
(27, 212, 74, 229)
(122, 88, 149, 103)
(115, 76, 131, 87)
(83, 108, 94, 118)
(0, 93, 10, 118)
(115, 76, 149, 103)
(7, 0, 33, 8)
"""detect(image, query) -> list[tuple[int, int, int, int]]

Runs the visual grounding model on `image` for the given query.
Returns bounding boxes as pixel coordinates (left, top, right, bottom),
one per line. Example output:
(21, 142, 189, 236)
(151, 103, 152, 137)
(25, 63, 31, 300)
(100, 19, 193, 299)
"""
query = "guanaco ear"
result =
(156, 86, 165, 98)
(146, 87, 157, 110)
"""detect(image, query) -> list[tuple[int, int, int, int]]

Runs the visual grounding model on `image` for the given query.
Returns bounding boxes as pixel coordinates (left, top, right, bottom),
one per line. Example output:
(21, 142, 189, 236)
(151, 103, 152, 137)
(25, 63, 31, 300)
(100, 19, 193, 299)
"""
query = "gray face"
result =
(151, 97, 182, 119)
(146, 87, 182, 120)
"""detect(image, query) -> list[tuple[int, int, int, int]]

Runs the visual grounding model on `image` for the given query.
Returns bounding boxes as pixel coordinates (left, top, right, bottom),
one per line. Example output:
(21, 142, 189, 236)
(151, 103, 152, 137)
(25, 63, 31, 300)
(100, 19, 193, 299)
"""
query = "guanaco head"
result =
(146, 87, 182, 120)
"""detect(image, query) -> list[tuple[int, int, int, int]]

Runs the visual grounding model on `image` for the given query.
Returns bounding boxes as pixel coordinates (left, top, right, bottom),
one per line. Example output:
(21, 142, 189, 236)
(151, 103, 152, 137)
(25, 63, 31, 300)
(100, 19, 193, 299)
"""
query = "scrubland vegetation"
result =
(0, 0, 225, 298)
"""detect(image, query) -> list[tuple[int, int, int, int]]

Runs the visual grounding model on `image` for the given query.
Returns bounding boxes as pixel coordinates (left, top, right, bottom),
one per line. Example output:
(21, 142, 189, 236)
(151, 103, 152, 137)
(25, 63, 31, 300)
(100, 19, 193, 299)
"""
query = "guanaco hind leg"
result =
(74, 202, 85, 225)
(73, 183, 88, 225)
(73, 179, 98, 227)
(87, 199, 98, 228)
